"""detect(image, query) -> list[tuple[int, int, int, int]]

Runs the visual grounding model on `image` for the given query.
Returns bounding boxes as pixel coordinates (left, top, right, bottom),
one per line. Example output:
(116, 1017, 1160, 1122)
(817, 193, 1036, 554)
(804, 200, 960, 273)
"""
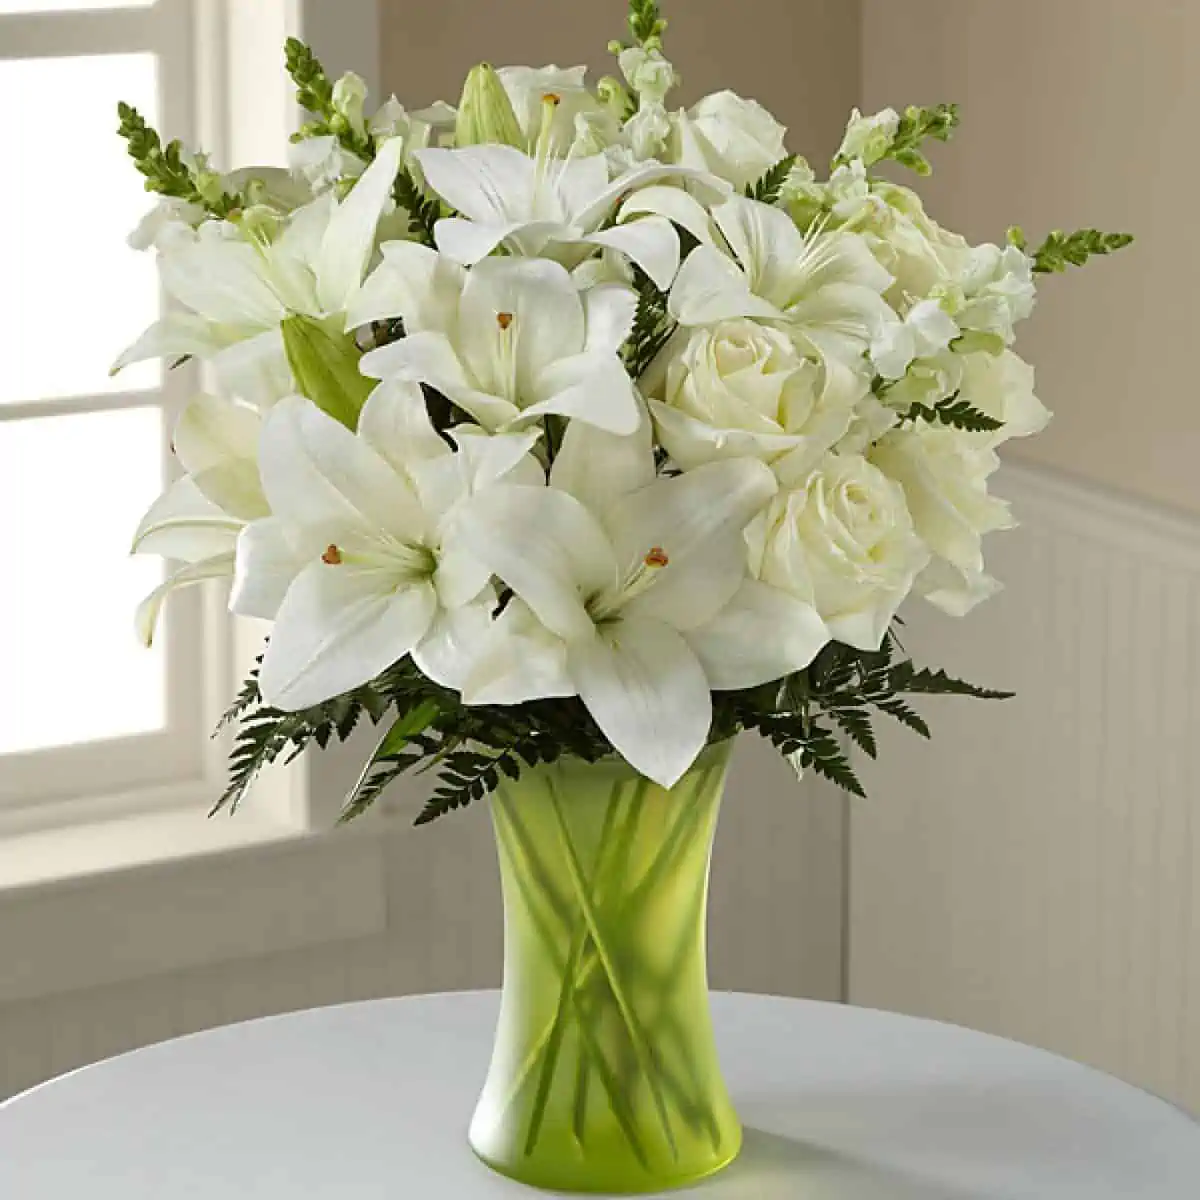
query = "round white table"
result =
(2, 991, 1197, 1198)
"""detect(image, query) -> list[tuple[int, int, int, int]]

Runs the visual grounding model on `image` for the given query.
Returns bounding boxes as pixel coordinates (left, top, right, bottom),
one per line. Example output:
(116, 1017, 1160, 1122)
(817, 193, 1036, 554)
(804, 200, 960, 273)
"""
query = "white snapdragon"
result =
(941, 242, 1037, 343)
(836, 107, 900, 166)
(618, 46, 678, 103)
(871, 297, 960, 381)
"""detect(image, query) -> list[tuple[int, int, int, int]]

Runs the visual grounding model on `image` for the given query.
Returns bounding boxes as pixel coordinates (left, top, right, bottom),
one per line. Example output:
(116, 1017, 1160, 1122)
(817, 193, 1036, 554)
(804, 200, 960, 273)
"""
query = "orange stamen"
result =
(321, 544, 343, 565)
(644, 547, 669, 568)
(497, 311, 514, 331)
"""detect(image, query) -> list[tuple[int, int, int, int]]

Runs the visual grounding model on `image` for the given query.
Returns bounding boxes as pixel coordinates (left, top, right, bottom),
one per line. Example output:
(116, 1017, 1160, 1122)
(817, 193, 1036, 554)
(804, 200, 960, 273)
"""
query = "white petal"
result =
(415, 145, 535, 225)
(453, 484, 615, 641)
(668, 244, 781, 326)
(345, 240, 465, 334)
(362, 331, 520, 431)
(412, 596, 497, 691)
(258, 396, 427, 546)
(550, 416, 654, 516)
(135, 553, 235, 647)
(686, 580, 830, 690)
(259, 563, 438, 711)
(316, 136, 405, 314)
(210, 329, 294, 409)
(173, 392, 261, 476)
(434, 216, 524, 266)
(160, 235, 286, 329)
(132, 476, 241, 561)
(583, 215, 680, 290)
(569, 618, 712, 788)
(111, 313, 220, 375)
(191, 460, 270, 522)
(604, 457, 777, 585)
(358, 378, 448, 470)
(526, 351, 642, 434)
(230, 517, 305, 620)
(648, 398, 799, 471)
(582, 283, 638, 357)
(462, 598, 575, 705)
(711, 196, 806, 284)
(618, 185, 716, 247)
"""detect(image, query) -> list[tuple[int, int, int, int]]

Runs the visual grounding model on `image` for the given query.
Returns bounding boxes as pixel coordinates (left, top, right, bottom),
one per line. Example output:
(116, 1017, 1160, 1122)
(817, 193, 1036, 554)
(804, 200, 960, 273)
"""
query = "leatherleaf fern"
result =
(216, 631, 1010, 826)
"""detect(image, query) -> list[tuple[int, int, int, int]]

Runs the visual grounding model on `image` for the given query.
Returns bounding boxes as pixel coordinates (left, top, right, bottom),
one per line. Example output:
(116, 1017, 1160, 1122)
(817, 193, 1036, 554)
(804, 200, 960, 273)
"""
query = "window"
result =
(0, 0, 220, 828)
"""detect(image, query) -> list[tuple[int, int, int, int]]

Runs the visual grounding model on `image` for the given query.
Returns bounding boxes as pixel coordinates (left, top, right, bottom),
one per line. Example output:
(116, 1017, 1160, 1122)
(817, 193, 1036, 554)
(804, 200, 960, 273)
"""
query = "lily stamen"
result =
(321, 544, 343, 565)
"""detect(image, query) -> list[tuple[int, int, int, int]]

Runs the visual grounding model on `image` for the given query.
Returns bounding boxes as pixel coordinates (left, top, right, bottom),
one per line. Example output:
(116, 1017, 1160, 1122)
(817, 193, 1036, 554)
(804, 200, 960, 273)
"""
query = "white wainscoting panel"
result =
(849, 460, 1200, 1115)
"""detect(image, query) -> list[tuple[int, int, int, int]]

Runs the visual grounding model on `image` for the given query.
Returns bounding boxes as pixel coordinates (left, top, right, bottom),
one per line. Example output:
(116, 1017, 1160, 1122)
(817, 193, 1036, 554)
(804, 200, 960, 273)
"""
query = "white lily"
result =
(131, 393, 268, 645)
(233, 385, 540, 710)
(413, 141, 726, 289)
(668, 195, 898, 370)
(356, 250, 641, 435)
(113, 138, 406, 408)
(450, 423, 828, 786)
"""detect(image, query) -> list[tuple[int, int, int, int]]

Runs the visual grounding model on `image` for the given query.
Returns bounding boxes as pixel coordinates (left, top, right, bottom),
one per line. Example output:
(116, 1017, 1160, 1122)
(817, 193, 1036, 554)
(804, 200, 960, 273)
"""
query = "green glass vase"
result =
(469, 741, 742, 1194)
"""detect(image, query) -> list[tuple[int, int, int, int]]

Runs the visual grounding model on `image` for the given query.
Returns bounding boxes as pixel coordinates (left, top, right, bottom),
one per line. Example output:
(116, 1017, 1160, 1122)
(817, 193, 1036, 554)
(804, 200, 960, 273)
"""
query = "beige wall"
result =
(863, 0, 1197, 516)
(380, 0, 860, 169)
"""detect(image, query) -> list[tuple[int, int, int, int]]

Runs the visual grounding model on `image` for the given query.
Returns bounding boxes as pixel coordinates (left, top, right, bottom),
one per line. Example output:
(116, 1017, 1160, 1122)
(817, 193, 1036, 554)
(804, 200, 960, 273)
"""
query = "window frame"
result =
(0, 0, 381, 840)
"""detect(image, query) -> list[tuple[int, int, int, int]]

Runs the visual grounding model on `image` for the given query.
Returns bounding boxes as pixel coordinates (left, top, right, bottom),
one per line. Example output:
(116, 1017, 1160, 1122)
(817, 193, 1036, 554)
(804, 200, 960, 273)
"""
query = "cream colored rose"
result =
(670, 90, 787, 191)
(747, 452, 929, 650)
(646, 321, 865, 482)
(871, 424, 1012, 574)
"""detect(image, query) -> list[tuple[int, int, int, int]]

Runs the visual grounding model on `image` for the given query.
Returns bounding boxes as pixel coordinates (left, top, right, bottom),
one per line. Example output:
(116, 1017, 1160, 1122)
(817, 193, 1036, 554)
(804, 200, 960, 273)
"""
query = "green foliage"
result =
(623, 269, 676, 380)
(116, 103, 240, 218)
(1029, 228, 1134, 274)
(745, 155, 798, 205)
(627, 0, 668, 48)
(881, 103, 961, 175)
(393, 166, 443, 248)
(902, 392, 1004, 433)
(285, 37, 373, 159)
(711, 631, 1011, 800)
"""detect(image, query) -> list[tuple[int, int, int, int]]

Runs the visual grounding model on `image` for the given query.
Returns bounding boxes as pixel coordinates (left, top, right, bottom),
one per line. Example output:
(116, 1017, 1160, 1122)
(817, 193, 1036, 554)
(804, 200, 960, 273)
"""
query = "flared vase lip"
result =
(499, 737, 737, 791)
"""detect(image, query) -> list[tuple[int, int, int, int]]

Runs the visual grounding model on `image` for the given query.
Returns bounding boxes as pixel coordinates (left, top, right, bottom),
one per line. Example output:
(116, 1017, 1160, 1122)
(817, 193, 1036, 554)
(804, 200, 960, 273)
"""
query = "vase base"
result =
(469, 1127, 744, 1195)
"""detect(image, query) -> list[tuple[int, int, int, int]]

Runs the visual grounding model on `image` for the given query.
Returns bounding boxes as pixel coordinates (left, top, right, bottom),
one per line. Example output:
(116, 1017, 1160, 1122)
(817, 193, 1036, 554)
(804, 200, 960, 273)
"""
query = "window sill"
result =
(0, 801, 395, 1005)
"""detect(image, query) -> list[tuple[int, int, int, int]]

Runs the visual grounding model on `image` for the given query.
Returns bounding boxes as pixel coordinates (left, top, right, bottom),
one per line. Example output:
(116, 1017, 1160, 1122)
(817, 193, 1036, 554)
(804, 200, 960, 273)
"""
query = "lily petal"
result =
(550, 416, 654, 515)
(258, 396, 427, 547)
(315, 136, 405, 315)
(111, 312, 221, 376)
(210, 329, 294, 409)
(132, 476, 241, 561)
(345, 240, 465, 334)
(358, 378, 449, 470)
(412, 595, 497, 691)
(462, 598, 575, 705)
(583, 215, 680, 290)
(568, 617, 712, 788)
(135, 553, 236, 647)
(668, 244, 781, 326)
(686, 579, 830, 689)
(259, 562, 438, 711)
(230, 517, 306, 621)
(173, 393, 262, 476)
(618, 185, 716, 247)
(453, 484, 615, 641)
(582, 283, 639, 357)
(526, 351, 642, 434)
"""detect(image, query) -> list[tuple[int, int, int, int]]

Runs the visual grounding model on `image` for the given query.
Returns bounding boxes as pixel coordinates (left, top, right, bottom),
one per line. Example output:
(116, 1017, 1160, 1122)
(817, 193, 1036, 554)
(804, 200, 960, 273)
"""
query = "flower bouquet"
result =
(113, 0, 1130, 1191)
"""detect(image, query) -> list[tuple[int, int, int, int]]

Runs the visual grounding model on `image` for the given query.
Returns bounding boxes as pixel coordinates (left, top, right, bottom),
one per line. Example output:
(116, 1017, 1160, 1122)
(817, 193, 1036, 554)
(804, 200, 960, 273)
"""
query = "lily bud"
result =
(455, 63, 525, 149)
(281, 315, 374, 430)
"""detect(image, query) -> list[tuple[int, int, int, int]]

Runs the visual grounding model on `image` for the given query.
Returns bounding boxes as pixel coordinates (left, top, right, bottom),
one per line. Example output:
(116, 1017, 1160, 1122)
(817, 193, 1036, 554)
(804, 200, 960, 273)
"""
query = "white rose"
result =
(870, 424, 1012, 584)
(836, 106, 900, 166)
(670, 90, 787, 191)
(498, 65, 617, 156)
(618, 46, 678, 104)
(747, 452, 929, 650)
(646, 321, 865, 481)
